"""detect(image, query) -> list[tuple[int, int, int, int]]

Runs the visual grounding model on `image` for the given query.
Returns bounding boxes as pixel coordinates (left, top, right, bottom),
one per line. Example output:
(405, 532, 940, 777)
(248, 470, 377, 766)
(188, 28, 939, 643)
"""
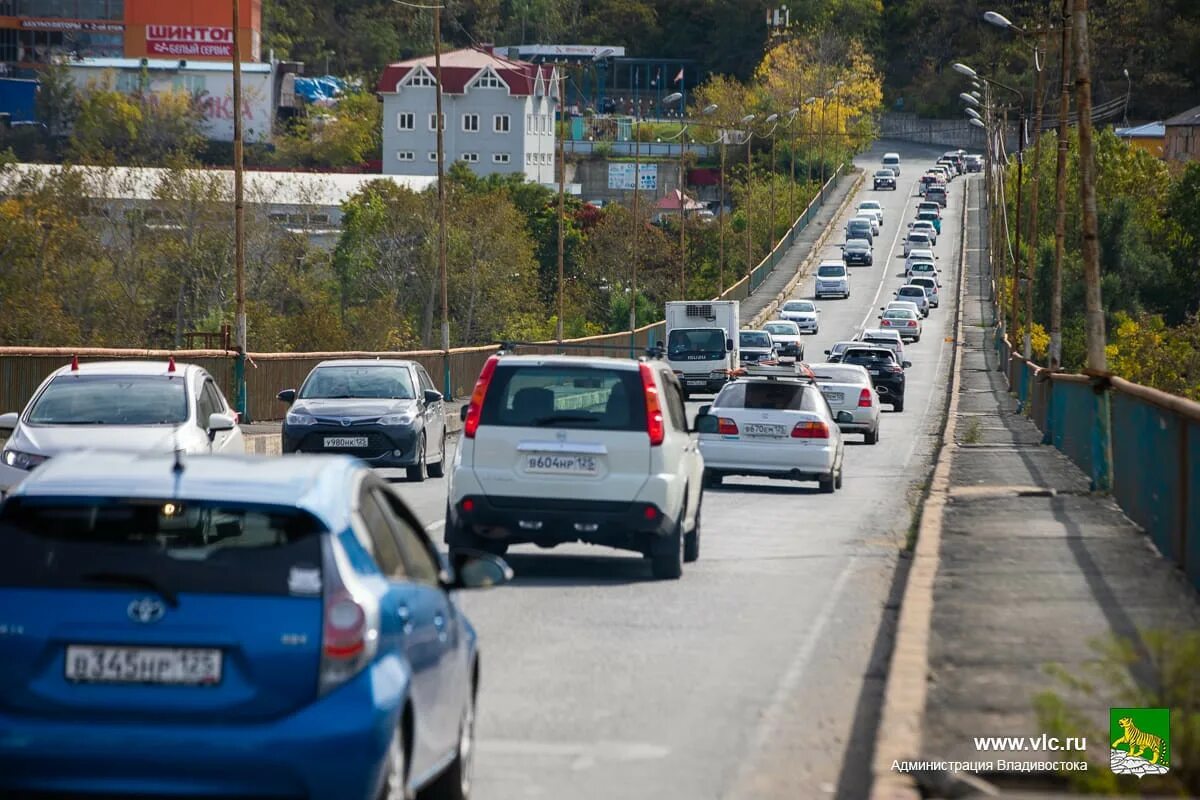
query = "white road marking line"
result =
(859, 175, 921, 332)
(725, 558, 857, 800)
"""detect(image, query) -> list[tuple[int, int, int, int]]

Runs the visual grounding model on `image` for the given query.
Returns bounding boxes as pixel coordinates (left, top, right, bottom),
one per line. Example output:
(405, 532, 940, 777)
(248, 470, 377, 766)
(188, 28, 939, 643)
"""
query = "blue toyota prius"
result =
(0, 451, 509, 799)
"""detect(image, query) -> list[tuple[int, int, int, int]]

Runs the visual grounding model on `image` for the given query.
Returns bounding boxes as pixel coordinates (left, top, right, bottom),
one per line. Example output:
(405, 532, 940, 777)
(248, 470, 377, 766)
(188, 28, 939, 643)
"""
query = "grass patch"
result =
(962, 417, 983, 444)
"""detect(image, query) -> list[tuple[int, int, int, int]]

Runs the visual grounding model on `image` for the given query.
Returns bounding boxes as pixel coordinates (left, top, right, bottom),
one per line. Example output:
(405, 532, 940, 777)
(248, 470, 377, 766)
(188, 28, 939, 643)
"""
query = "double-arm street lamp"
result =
(663, 93, 717, 297)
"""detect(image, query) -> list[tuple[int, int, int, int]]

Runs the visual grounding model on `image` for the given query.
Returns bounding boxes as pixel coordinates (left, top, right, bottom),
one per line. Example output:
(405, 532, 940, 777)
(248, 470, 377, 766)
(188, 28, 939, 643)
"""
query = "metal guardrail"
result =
(0, 167, 843, 423)
(996, 340, 1200, 591)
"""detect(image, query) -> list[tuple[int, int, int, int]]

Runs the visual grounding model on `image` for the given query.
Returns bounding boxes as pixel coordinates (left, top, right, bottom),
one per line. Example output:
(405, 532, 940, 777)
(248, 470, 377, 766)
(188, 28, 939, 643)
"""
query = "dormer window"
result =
(473, 69, 505, 89)
(404, 68, 437, 88)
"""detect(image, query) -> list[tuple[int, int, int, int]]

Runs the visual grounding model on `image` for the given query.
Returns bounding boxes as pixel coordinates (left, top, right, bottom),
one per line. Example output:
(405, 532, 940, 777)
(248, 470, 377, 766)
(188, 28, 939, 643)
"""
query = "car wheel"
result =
(650, 520, 684, 580)
(427, 432, 447, 478)
(702, 468, 722, 488)
(683, 499, 701, 563)
(378, 724, 411, 800)
(893, 397, 905, 412)
(406, 435, 427, 482)
(818, 471, 836, 493)
(835, 461, 844, 490)
(420, 688, 475, 800)
(864, 427, 878, 445)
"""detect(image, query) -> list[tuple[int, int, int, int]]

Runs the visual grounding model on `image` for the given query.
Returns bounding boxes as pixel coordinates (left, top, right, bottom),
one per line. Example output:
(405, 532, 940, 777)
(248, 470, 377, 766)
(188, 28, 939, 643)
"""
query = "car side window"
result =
(659, 372, 687, 433)
(415, 367, 432, 393)
(377, 490, 442, 586)
(195, 380, 221, 428)
(356, 489, 407, 579)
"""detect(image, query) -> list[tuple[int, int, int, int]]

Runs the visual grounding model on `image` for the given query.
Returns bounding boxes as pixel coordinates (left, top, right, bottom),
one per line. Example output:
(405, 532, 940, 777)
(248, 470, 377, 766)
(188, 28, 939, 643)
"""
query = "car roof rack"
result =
(730, 360, 816, 382)
(496, 341, 666, 361)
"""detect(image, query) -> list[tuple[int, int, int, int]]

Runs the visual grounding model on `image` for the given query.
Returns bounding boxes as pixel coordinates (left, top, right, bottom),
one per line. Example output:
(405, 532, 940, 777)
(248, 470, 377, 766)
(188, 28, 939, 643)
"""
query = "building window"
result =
(493, 114, 510, 133)
(396, 112, 414, 131)
(474, 71, 504, 89)
(462, 113, 480, 132)
(428, 113, 445, 131)
(406, 69, 436, 87)
(462, 153, 479, 163)
(396, 151, 414, 162)
(493, 153, 510, 164)
(526, 153, 533, 165)
(526, 114, 533, 132)
(429, 152, 440, 162)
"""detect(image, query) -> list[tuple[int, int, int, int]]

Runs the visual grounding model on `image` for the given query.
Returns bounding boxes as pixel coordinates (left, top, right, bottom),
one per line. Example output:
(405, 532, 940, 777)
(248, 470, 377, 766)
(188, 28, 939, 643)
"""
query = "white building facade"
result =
(378, 48, 558, 182)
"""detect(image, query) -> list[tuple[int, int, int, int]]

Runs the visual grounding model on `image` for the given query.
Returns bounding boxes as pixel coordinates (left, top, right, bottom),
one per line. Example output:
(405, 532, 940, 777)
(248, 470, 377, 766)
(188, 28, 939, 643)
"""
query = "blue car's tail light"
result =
(318, 537, 380, 695)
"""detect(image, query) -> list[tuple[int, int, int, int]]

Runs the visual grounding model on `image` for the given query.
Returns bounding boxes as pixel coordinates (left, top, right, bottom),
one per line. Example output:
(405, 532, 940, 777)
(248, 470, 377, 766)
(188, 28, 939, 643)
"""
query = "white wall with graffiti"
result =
(66, 58, 274, 143)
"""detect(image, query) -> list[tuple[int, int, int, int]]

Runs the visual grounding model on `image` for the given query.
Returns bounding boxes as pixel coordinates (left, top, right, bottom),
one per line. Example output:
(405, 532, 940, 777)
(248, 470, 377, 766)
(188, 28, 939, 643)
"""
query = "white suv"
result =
(446, 354, 704, 579)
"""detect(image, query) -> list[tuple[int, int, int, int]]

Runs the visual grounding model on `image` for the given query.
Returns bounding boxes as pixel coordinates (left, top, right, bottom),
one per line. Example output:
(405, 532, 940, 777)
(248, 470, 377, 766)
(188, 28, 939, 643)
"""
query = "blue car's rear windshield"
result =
(0, 498, 323, 596)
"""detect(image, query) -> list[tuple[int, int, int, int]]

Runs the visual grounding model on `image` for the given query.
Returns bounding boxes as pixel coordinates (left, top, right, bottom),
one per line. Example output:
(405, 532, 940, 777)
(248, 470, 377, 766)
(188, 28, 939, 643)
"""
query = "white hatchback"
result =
(446, 354, 704, 579)
(696, 366, 849, 493)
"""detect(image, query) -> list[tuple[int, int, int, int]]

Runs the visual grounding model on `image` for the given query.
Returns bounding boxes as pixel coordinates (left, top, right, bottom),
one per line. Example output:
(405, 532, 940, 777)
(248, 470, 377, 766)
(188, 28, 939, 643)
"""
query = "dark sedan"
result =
(843, 238, 874, 266)
(830, 346, 909, 412)
(279, 359, 447, 480)
(873, 169, 897, 190)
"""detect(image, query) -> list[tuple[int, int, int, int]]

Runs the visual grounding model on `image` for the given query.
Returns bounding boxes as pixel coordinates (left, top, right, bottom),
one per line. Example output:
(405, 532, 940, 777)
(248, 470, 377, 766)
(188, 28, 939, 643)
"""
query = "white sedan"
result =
(0, 359, 243, 471)
(778, 299, 820, 333)
(811, 362, 881, 444)
(697, 367, 850, 493)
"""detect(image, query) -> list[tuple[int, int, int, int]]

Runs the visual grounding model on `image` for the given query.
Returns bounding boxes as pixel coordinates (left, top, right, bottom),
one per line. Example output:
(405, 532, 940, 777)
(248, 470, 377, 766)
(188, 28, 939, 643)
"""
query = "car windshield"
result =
(911, 263, 935, 272)
(847, 239, 870, 249)
(668, 328, 727, 359)
(813, 366, 868, 384)
(764, 323, 799, 335)
(0, 498, 323, 596)
(911, 280, 936, 291)
(714, 381, 819, 411)
(479, 365, 647, 431)
(740, 332, 772, 348)
(27, 374, 189, 425)
(783, 301, 815, 312)
(817, 265, 845, 277)
(299, 365, 414, 400)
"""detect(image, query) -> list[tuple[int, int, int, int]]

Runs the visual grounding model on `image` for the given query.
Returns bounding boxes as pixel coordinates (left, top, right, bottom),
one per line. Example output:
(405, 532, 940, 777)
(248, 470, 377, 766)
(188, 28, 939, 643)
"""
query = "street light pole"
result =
(231, 0, 247, 419)
(718, 129, 726, 294)
(745, 122, 754, 282)
(630, 115, 641, 352)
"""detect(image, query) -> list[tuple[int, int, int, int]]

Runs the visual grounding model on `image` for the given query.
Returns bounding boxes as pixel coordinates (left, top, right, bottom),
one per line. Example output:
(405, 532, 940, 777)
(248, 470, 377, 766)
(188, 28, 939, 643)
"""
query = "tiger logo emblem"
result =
(1112, 717, 1164, 764)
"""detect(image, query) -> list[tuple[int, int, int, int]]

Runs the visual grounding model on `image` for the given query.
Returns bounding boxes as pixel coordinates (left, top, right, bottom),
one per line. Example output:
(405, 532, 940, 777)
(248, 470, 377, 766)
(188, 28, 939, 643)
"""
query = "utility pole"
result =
(718, 130, 726, 294)
(678, 126, 687, 298)
(629, 117, 640, 354)
(1024, 26, 1047, 362)
(1011, 108, 1024, 343)
(433, 4, 450, 396)
(231, 0, 247, 420)
(1050, 0, 1072, 371)
(769, 130, 777, 252)
(556, 66, 566, 342)
(1072, 0, 1112, 490)
(745, 127, 754, 281)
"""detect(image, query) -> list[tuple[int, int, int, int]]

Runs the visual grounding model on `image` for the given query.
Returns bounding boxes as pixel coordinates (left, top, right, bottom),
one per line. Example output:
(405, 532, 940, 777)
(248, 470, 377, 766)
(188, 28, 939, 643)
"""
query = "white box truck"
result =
(664, 300, 740, 398)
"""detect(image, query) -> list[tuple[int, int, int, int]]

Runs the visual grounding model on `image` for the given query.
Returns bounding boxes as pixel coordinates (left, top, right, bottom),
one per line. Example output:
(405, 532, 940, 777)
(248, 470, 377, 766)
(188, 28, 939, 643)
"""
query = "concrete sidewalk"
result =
(739, 170, 862, 327)
(915, 180, 1200, 795)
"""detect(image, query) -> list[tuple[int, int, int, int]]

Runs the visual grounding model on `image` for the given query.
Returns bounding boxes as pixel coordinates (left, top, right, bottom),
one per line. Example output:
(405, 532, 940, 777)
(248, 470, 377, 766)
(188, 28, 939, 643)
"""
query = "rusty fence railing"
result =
(996, 340, 1200, 591)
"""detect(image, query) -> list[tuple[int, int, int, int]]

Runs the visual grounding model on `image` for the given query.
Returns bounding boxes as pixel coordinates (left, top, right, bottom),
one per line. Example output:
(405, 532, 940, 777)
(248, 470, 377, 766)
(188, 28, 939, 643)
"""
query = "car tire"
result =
(818, 471, 836, 494)
(683, 499, 701, 563)
(420, 688, 476, 800)
(864, 427, 878, 445)
(702, 468, 722, 488)
(378, 724, 411, 800)
(893, 397, 905, 412)
(651, 520, 684, 580)
(406, 435, 427, 482)
(835, 462, 844, 490)
(427, 432, 447, 478)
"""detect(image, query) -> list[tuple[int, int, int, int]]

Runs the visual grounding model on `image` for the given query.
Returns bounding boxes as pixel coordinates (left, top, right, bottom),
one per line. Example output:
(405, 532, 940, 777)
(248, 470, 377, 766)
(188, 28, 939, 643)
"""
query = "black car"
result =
(843, 238, 874, 266)
(873, 169, 897, 190)
(834, 346, 909, 412)
(278, 358, 448, 480)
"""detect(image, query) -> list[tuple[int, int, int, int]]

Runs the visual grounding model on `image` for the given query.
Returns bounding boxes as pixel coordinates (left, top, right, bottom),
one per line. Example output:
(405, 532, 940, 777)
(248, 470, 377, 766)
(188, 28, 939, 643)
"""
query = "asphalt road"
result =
(388, 141, 968, 800)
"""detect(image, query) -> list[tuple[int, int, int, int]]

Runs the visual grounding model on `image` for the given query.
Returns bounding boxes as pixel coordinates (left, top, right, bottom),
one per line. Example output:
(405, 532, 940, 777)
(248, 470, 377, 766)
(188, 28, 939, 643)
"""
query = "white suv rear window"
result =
(479, 365, 647, 431)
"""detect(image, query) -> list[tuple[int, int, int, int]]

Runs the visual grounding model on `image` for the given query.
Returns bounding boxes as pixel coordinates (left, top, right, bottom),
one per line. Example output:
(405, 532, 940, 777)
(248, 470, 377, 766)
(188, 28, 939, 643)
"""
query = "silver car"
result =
(811, 362, 881, 444)
(0, 359, 244, 471)
(908, 276, 941, 308)
(894, 284, 931, 316)
(779, 299, 821, 333)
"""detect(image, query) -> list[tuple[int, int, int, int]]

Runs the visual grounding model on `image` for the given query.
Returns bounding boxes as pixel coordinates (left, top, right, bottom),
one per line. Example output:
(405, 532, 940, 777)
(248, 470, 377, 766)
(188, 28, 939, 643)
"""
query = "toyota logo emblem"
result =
(341, 418, 352, 427)
(127, 597, 166, 624)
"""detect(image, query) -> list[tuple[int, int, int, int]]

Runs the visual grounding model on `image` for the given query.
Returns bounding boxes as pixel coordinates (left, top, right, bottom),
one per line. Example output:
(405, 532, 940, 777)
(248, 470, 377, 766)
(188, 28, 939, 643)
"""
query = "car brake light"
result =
(858, 388, 873, 407)
(791, 421, 830, 439)
(907, 321, 916, 327)
(461, 497, 475, 513)
(638, 363, 665, 446)
(717, 417, 739, 435)
(463, 355, 499, 438)
(319, 539, 380, 695)
(888, 365, 905, 374)
(643, 504, 660, 521)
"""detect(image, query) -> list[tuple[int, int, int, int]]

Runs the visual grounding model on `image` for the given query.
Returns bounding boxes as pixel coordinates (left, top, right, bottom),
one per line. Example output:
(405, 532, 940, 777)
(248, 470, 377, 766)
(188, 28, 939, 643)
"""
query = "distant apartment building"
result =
(377, 47, 558, 182)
